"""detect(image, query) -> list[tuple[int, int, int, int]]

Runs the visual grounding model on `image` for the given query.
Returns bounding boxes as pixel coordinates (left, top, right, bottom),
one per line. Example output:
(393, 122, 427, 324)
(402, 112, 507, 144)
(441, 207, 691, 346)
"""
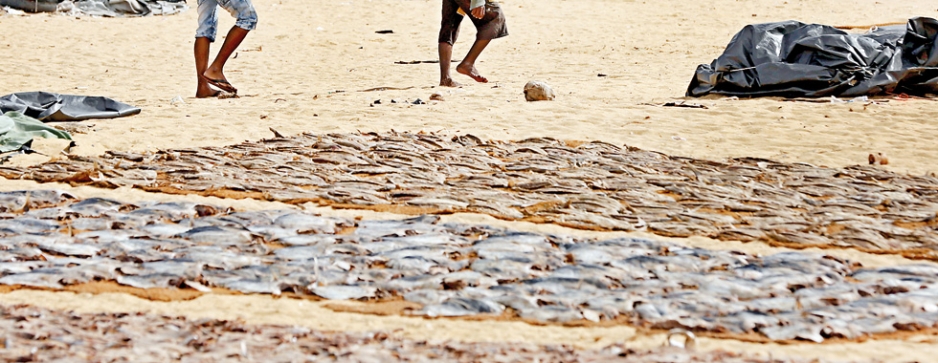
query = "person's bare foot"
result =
(196, 86, 222, 98)
(440, 76, 463, 87)
(195, 91, 221, 98)
(456, 63, 488, 83)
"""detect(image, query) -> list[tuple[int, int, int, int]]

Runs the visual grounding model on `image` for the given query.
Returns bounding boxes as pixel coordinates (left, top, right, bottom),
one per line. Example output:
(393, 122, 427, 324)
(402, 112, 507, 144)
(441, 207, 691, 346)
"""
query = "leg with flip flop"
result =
(194, 0, 257, 98)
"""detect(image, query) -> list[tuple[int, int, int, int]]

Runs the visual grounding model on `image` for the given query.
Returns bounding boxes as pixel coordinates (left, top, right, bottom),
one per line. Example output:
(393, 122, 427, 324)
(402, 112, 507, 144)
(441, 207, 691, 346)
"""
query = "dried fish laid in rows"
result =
(0, 190, 75, 214)
(1, 192, 937, 343)
(0, 305, 844, 363)
(2, 132, 936, 259)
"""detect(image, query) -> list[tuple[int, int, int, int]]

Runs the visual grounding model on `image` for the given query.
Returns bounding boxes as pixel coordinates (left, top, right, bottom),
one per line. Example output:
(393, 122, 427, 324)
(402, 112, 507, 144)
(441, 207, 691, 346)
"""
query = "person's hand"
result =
(471, 6, 485, 19)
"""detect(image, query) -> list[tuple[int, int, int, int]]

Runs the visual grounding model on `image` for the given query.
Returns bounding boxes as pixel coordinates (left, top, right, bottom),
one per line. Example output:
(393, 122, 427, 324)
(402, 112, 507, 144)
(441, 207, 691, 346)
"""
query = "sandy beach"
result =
(2, 0, 938, 174)
(2, 0, 938, 361)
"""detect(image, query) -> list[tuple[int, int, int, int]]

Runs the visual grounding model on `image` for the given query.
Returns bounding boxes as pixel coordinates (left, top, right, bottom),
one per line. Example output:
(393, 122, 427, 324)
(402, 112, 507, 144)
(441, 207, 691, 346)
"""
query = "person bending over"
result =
(194, 0, 257, 97)
(438, 0, 508, 87)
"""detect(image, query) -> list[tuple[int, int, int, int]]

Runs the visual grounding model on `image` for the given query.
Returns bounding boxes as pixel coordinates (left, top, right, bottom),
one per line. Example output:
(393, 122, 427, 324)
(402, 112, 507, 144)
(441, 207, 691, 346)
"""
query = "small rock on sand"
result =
(868, 152, 889, 165)
(430, 92, 444, 101)
(524, 81, 555, 101)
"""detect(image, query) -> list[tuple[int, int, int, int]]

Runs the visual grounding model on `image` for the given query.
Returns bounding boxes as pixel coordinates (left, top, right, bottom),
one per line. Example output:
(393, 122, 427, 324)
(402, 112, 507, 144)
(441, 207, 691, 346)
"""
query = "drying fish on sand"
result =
(3, 132, 937, 259)
(2, 191, 938, 343)
(0, 190, 74, 213)
(0, 304, 847, 363)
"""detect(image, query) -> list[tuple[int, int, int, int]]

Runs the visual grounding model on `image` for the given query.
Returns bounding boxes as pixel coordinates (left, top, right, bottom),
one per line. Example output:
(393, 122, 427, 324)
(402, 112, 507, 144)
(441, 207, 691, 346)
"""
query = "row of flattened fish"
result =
(1, 132, 936, 259)
(1, 191, 937, 343)
(0, 304, 848, 363)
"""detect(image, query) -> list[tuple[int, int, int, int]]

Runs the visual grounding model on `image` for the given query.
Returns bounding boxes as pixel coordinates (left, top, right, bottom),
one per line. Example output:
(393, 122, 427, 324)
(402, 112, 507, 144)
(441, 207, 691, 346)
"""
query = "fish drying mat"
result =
(1, 191, 937, 344)
(0, 303, 829, 363)
(2, 132, 937, 260)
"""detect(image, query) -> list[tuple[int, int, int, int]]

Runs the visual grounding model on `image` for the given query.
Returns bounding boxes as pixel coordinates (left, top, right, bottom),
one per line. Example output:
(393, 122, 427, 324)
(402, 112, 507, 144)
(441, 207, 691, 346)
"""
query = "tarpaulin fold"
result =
(0, 92, 141, 122)
(687, 17, 938, 98)
(0, 112, 72, 153)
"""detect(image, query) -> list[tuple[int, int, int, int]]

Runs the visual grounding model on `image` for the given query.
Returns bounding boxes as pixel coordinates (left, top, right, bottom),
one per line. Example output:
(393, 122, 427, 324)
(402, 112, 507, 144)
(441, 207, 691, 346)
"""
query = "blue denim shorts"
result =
(196, 0, 258, 42)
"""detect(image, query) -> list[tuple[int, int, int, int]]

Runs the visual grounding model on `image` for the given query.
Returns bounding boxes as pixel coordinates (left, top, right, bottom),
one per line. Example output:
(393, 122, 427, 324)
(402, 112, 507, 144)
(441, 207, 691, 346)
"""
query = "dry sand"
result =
(2, 0, 938, 361)
(1, 0, 937, 174)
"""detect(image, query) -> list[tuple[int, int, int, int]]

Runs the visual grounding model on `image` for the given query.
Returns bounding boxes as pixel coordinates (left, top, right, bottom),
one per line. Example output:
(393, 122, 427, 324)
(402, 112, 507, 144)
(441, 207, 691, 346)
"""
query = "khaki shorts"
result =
(196, 0, 258, 42)
(438, 0, 508, 45)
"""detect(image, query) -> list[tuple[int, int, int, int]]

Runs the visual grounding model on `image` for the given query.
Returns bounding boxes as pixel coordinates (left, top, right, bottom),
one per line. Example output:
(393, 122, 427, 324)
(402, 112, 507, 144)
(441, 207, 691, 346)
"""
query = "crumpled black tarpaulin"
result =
(687, 17, 938, 98)
(0, 0, 186, 16)
(0, 92, 141, 122)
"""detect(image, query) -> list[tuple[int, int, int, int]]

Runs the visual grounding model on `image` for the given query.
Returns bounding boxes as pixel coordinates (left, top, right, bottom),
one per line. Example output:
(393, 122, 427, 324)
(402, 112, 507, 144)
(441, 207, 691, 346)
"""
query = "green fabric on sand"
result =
(0, 111, 72, 153)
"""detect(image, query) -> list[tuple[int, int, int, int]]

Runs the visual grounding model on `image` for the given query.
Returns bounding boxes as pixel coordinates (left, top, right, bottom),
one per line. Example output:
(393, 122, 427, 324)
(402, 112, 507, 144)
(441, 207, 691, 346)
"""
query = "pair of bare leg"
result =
(195, 26, 250, 98)
(439, 39, 490, 87)
(440, 4, 490, 87)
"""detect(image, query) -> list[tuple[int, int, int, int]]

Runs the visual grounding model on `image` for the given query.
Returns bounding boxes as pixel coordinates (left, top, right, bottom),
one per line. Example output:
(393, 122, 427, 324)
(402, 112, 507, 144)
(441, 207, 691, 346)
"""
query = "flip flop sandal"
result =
(201, 75, 238, 94)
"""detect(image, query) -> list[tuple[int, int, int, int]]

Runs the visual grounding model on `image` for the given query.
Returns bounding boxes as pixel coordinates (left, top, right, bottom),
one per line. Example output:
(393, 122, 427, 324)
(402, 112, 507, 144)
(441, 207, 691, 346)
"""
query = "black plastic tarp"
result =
(0, 0, 186, 16)
(0, 0, 58, 12)
(687, 17, 938, 98)
(0, 92, 141, 122)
